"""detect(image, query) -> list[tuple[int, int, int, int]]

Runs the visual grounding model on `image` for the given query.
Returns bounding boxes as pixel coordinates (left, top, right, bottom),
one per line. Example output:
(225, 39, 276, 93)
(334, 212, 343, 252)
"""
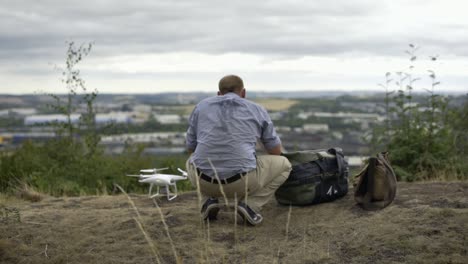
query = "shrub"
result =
(0, 139, 190, 196)
(370, 44, 467, 180)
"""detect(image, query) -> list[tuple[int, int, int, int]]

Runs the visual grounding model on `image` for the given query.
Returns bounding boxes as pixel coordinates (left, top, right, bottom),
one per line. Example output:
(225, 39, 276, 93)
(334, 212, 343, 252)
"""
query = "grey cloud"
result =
(0, 0, 467, 63)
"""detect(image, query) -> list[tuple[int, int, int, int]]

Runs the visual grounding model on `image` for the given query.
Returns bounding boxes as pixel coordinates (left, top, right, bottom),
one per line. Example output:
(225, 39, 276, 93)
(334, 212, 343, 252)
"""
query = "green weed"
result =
(370, 44, 468, 181)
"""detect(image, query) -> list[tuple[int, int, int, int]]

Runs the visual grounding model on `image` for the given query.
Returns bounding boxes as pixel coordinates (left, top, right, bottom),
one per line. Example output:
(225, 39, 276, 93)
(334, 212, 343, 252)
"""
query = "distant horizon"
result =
(0, 88, 466, 97)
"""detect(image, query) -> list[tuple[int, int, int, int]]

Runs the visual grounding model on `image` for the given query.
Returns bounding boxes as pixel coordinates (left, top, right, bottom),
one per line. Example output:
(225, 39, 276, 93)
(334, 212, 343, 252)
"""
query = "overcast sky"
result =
(1, 0, 467, 94)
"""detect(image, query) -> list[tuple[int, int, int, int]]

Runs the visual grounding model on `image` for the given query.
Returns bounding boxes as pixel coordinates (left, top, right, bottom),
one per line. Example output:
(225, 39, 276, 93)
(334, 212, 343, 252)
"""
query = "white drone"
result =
(127, 167, 188, 201)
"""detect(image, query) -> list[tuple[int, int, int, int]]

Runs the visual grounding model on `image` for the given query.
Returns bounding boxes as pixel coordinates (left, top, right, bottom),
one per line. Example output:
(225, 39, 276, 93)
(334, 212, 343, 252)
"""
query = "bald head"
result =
(218, 75, 244, 95)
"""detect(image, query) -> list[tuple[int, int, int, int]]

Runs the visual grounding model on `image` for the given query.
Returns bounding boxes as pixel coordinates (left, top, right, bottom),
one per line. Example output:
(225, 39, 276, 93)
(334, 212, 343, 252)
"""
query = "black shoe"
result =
(201, 197, 220, 220)
(237, 201, 263, 226)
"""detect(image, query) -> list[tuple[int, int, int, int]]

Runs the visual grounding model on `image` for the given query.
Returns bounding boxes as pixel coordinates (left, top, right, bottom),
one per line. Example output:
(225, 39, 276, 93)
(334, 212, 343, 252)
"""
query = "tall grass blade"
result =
(114, 184, 161, 264)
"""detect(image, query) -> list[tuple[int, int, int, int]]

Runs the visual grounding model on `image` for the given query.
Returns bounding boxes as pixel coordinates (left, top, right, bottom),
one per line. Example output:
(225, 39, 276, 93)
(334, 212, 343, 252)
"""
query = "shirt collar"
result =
(223, 92, 241, 98)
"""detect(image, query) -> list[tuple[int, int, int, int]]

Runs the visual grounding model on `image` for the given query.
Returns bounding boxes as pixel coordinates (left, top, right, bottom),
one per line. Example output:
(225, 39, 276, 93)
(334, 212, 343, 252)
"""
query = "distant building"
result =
(276, 126, 292, 132)
(101, 132, 184, 144)
(24, 114, 81, 126)
(293, 127, 303, 133)
(0, 132, 55, 145)
(340, 102, 383, 113)
(269, 111, 286, 121)
(24, 113, 133, 126)
(297, 112, 309, 120)
(133, 104, 152, 113)
(154, 114, 181, 124)
(313, 112, 381, 119)
(95, 113, 133, 125)
(297, 111, 382, 121)
(0, 108, 37, 118)
(403, 102, 419, 108)
(303, 124, 329, 133)
(332, 131, 343, 140)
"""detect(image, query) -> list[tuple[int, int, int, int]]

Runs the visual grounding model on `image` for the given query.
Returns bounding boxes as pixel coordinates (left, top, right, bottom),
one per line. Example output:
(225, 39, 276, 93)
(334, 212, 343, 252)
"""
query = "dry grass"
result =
(1, 182, 467, 264)
(0, 239, 21, 261)
(0, 194, 16, 206)
(115, 184, 163, 264)
(252, 98, 299, 111)
(172, 105, 196, 115)
(15, 183, 43, 202)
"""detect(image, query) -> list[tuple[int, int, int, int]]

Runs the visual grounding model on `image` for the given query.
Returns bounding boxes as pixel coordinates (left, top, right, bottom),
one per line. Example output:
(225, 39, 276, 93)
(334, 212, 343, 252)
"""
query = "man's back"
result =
(186, 92, 280, 178)
(185, 75, 291, 226)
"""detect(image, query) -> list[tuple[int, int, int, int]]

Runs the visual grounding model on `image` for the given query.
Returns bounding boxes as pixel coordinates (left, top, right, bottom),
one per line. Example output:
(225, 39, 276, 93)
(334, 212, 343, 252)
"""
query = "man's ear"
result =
(217, 91, 221, 96)
(241, 88, 246, 98)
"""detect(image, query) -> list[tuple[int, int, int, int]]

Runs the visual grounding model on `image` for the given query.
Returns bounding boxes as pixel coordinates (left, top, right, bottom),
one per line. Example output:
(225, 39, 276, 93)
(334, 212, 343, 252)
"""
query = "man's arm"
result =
(259, 106, 283, 155)
(266, 144, 282, 155)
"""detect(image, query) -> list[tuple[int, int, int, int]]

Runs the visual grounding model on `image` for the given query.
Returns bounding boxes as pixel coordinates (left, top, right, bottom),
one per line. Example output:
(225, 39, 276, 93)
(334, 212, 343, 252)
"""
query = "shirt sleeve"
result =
(260, 108, 281, 150)
(186, 106, 198, 151)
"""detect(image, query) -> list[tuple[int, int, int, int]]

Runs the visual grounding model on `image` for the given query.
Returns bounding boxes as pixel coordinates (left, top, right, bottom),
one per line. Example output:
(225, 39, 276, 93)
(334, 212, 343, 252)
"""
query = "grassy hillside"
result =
(1, 182, 467, 264)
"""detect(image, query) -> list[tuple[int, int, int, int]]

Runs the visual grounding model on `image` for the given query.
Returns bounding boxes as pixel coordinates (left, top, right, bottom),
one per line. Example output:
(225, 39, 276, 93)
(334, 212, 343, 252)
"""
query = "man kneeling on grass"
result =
(185, 75, 292, 226)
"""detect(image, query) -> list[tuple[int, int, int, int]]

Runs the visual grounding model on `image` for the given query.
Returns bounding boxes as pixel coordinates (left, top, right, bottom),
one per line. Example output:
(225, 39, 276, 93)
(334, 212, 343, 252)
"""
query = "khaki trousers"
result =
(186, 155, 292, 212)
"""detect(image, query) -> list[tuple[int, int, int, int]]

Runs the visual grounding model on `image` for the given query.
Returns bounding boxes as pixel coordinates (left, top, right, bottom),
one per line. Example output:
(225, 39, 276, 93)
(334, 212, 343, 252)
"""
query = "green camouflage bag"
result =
(275, 148, 349, 206)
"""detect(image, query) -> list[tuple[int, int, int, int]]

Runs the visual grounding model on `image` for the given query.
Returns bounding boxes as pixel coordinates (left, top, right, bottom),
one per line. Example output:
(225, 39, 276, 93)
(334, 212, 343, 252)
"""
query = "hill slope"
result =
(1, 182, 467, 264)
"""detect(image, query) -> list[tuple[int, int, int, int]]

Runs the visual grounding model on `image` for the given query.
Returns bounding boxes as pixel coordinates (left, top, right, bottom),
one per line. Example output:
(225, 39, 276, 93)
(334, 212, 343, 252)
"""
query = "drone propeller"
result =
(177, 168, 188, 177)
(127, 174, 158, 178)
(140, 167, 169, 173)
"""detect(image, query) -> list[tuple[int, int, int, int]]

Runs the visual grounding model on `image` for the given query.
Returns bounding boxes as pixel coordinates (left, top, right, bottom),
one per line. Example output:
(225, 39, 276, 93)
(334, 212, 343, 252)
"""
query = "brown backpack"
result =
(353, 152, 397, 210)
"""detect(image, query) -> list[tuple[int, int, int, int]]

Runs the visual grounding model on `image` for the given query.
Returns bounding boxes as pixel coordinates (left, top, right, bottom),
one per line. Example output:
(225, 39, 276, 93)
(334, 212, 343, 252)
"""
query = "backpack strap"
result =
(376, 152, 397, 205)
(328, 147, 345, 177)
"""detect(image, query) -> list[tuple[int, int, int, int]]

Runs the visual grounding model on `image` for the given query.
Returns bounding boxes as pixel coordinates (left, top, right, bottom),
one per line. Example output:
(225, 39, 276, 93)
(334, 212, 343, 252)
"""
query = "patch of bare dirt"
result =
(1, 182, 467, 264)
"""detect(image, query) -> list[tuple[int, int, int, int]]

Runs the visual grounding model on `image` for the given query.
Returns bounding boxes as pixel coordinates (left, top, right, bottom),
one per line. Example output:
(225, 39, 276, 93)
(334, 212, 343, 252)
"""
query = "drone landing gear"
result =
(148, 183, 178, 201)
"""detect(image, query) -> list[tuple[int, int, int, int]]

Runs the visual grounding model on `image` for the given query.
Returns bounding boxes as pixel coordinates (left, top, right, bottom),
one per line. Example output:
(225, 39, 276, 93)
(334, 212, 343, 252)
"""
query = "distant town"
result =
(1, 91, 466, 168)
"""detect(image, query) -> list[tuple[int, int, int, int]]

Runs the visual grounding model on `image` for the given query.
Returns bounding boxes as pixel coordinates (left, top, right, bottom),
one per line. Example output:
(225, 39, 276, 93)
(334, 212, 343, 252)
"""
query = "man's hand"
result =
(266, 144, 282, 155)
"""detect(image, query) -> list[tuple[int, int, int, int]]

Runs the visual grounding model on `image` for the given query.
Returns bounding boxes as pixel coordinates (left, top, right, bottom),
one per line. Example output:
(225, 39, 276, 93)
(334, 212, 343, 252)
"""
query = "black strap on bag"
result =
(328, 147, 345, 177)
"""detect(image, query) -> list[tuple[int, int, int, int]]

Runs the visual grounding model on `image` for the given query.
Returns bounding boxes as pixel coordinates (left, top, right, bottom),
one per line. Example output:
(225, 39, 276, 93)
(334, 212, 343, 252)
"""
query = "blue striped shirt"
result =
(186, 92, 281, 179)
